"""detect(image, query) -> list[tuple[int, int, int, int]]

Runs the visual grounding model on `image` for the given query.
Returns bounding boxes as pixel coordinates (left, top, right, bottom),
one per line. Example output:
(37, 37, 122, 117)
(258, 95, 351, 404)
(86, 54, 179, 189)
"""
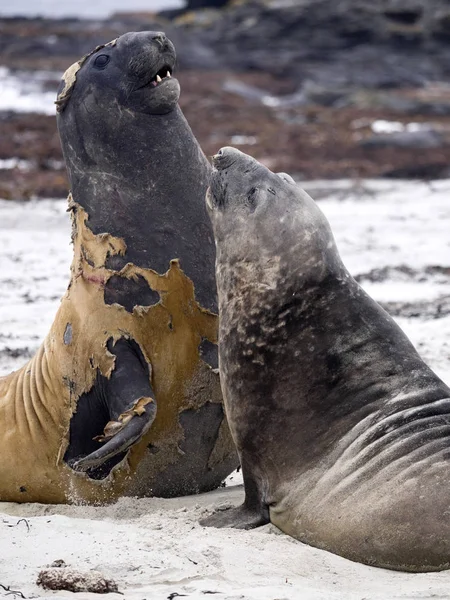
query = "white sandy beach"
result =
(1, 179, 450, 599)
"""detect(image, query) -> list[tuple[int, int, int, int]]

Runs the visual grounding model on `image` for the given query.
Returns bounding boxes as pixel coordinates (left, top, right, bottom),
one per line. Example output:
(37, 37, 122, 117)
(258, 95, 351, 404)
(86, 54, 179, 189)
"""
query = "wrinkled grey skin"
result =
(56, 32, 237, 495)
(202, 147, 450, 572)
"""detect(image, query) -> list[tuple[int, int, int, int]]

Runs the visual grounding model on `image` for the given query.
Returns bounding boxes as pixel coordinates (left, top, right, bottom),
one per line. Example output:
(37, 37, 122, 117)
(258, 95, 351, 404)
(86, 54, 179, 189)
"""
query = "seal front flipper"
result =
(201, 457, 270, 529)
(72, 408, 156, 471)
(65, 338, 156, 476)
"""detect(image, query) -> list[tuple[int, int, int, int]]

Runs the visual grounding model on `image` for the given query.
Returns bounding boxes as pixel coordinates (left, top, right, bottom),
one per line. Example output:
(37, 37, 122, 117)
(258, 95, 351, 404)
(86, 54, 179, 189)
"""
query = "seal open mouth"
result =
(149, 65, 172, 87)
(136, 61, 175, 92)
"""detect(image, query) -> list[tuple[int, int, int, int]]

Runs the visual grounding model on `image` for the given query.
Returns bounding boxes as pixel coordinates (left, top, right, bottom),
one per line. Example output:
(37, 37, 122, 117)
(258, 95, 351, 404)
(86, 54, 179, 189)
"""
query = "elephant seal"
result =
(0, 33, 237, 504)
(202, 146, 450, 573)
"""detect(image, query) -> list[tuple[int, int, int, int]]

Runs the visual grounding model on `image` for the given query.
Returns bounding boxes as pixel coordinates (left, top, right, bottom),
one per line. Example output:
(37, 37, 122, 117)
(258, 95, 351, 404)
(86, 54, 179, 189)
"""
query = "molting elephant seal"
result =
(0, 33, 237, 504)
(201, 146, 450, 573)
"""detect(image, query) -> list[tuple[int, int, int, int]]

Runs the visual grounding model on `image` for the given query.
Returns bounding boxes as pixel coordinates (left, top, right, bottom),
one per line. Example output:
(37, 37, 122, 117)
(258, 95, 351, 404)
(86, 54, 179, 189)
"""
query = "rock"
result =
(360, 129, 444, 149)
(2, 2, 450, 86)
(186, 0, 229, 8)
(382, 162, 450, 179)
(50, 559, 67, 568)
(431, 8, 450, 41)
(185, 0, 450, 88)
(378, 94, 450, 117)
(2, 3, 450, 195)
(36, 567, 119, 594)
(382, 297, 450, 319)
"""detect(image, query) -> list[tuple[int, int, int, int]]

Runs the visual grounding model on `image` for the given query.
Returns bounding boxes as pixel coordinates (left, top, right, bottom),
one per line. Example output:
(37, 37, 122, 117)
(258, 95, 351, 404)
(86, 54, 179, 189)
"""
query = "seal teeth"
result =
(156, 74, 162, 83)
(167, 70, 171, 78)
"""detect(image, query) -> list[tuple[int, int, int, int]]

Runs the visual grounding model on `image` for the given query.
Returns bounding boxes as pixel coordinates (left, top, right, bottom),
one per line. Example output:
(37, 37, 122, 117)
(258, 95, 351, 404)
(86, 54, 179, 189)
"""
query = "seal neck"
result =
(60, 105, 216, 312)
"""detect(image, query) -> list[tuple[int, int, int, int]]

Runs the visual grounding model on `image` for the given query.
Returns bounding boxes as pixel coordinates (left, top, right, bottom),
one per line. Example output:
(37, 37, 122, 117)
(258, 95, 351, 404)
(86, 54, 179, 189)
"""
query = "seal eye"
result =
(93, 54, 110, 70)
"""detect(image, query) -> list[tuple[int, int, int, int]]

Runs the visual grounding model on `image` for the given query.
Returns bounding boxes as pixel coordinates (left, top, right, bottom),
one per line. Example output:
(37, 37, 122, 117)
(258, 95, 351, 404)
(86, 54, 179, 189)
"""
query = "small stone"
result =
(50, 559, 66, 568)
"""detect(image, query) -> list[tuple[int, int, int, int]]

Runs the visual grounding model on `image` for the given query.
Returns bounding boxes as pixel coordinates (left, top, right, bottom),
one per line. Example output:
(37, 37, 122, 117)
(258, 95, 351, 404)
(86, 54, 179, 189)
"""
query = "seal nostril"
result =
(212, 148, 226, 168)
(152, 32, 167, 47)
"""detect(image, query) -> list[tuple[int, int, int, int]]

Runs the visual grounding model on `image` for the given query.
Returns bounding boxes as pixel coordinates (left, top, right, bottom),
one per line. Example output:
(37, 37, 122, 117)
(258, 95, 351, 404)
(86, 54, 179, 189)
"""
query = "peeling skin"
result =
(55, 38, 118, 112)
(0, 201, 221, 504)
(56, 61, 82, 112)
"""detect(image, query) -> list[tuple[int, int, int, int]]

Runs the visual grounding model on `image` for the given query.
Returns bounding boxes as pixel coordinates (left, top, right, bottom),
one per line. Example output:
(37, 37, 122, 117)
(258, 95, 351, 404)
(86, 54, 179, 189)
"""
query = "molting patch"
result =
(55, 38, 118, 113)
(63, 323, 73, 345)
(0, 196, 235, 503)
(199, 338, 219, 370)
(104, 275, 160, 312)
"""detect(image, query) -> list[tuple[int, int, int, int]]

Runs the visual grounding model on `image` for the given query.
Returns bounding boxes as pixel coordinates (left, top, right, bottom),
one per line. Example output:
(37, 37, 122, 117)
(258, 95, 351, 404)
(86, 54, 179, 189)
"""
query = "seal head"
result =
(207, 146, 342, 288)
(56, 31, 180, 115)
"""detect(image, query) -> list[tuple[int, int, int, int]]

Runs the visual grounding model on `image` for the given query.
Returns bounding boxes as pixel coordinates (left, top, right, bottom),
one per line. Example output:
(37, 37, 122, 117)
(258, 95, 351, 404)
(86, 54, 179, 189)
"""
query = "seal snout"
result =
(208, 147, 262, 212)
(149, 33, 174, 86)
(152, 32, 167, 47)
(212, 146, 240, 170)
(141, 32, 175, 88)
(127, 31, 176, 93)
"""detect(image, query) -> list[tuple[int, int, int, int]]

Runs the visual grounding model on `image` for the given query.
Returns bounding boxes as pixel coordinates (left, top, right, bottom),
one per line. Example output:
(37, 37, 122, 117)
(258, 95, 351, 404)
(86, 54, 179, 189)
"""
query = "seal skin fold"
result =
(202, 146, 450, 573)
(0, 32, 237, 504)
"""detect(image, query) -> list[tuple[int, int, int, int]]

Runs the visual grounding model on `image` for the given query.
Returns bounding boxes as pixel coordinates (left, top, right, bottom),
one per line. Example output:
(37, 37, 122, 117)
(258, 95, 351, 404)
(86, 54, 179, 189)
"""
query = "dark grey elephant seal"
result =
(0, 33, 237, 504)
(202, 146, 450, 573)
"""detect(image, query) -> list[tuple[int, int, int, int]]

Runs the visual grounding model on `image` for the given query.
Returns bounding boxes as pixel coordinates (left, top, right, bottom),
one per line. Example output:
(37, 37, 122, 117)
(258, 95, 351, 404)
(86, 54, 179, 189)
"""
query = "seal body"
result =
(202, 147, 450, 572)
(0, 33, 236, 504)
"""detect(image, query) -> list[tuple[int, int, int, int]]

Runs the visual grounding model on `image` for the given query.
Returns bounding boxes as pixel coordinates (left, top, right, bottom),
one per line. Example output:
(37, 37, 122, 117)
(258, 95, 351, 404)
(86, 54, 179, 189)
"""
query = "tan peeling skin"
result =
(0, 198, 222, 504)
(56, 62, 82, 112)
(55, 38, 118, 113)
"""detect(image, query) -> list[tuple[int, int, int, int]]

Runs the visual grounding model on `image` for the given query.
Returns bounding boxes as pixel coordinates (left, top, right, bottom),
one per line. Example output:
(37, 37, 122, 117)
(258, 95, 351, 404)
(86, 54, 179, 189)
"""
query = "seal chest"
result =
(201, 146, 450, 573)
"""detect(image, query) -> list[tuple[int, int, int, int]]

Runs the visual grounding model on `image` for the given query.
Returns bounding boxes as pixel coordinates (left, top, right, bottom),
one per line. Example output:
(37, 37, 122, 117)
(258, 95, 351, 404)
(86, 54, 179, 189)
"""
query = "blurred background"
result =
(1, 0, 450, 199)
(1, 0, 450, 379)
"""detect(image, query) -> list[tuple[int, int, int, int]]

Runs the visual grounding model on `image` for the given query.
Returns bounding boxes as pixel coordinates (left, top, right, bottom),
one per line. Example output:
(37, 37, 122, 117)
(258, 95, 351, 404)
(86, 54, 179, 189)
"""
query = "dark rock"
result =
(2, 1, 450, 86)
(431, 9, 450, 42)
(382, 296, 450, 319)
(383, 7, 423, 26)
(182, 0, 450, 88)
(186, 0, 229, 8)
(382, 162, 450, 179)
(377, 93, 450, 116)
(355, 265, 418, 284)
(2, 1, 450, 196)
(361, 129, 444, 149)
